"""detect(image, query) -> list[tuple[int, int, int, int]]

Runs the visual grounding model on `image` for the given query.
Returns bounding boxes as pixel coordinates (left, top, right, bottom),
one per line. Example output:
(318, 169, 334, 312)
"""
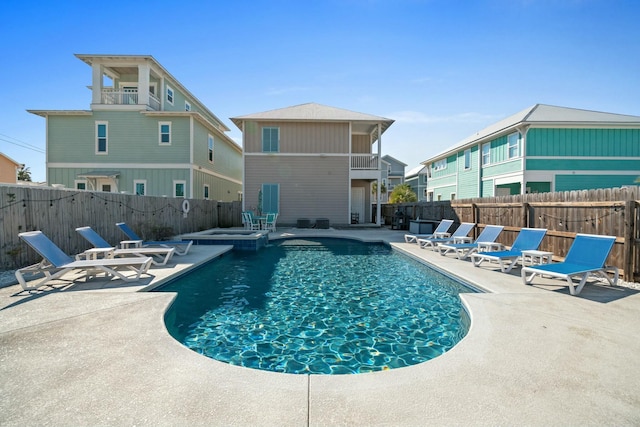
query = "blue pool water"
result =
(157, 238, 475, 374)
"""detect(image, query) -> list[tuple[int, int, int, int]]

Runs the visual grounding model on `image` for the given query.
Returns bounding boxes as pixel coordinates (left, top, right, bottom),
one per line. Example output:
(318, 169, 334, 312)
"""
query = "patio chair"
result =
(404, 219, 454, 243)
(15, 231, 153, 291)
(76, 226, 175, 266)
(115, 222, 193, 255)
(470, 228, 547, 273)
(242, 212, 261, 231)
(263, 212, 278, 232)
(521, 233, 619, 296)
(417, 222, 475, 250)
(438, 225, 504, 259)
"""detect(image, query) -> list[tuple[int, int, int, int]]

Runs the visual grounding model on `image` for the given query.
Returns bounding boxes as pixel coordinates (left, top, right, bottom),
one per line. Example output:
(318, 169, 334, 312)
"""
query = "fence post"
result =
(624, 200, 635, 281)
(522, 202, 530, 228)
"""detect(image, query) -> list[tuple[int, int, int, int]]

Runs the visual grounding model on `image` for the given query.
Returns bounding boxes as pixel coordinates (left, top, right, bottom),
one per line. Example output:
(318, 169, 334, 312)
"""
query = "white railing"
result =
(100, 89, 160, 111)
(350, 154, 379, 170)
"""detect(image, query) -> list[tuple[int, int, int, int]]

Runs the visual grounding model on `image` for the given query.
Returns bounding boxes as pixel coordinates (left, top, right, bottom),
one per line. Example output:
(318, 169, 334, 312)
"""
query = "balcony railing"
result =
(100, 89, 160, 110)
(351, 154, 379, 170)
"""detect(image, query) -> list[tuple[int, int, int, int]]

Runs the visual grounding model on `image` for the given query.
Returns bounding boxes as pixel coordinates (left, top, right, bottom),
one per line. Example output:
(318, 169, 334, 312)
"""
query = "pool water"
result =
(158, 238, 475, 374)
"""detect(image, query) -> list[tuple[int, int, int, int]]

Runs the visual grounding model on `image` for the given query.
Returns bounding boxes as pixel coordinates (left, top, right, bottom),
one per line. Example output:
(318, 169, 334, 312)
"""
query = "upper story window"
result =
(185, 101, 191, 111)
(208, 134, 214, 163)
(262, 127, 279, 152)
(508, 132, 520, 159)
(96, 121, 108, 154)
(204, 184, 210, 200)
(134, 180, 146, 195)
(481, 143, 491, 166)
(166, 86, 174, 105)
(464, 149, 471, 170)
(434, 159, 447, 171)
(159, 122, 171, 145)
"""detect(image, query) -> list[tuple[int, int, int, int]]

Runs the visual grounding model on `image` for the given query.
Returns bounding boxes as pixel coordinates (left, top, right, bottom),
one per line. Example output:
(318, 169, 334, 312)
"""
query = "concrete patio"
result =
(1, 228, 639, 426)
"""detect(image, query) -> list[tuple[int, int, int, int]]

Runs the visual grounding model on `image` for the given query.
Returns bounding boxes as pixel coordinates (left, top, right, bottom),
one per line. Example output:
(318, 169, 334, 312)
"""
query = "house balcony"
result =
(350, 154, 381, 179)
(98, 89, 160, 111)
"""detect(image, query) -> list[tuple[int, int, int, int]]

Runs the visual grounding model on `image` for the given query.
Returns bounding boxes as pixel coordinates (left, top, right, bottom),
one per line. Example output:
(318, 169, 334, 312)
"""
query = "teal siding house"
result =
(405, 165, 429, 201)
(424, 104, 640, 200)
(29, 54, 242, 200)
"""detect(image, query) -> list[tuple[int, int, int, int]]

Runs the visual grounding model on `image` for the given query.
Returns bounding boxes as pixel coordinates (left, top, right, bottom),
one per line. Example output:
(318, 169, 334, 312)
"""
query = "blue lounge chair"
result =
(417, 222, 476, 250)
(115, 222, 193, 255)
(471, 228, 547, 272)
(404, 219, 454, 243)
(521, 233, 619, 296)
(438, 225, 505, 259)
(76, 226, 175, 266)
(15, 231, 152, 291)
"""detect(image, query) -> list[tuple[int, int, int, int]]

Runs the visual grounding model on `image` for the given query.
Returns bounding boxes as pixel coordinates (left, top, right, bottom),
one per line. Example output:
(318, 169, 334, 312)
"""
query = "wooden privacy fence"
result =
(385, 186, 640, 282)
(0, 185, 242, 270)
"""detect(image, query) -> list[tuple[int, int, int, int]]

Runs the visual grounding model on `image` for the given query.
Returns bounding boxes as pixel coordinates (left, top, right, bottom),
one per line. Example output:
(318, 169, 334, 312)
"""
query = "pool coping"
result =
(1, 227, 639, 426)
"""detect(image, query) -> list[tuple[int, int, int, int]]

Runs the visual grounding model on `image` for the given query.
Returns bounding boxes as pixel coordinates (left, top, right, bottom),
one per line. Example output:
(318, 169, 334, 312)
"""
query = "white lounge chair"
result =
(438, 225, 504, 259)
(404, 219, 454, 243)
(15, 231, 152, 291)
(521, 233, 619, 296)
(76, 226, 175, 266)
(116, 222, 193, 255)
(417, 222, 475, 250)
(471, 228, 547, 272)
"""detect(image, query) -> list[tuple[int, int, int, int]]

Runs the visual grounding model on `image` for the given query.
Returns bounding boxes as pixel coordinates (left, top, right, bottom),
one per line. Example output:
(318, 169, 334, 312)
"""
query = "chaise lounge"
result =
(76, 226, 175, 266)
(15, 231, 153, 291)
(438, 225, 504, 259)
(470, 227, 547, 273)
(521, 233, 619, 296)
(116, 222, 193, 255)
(404, 219, 454, 243)
(417, 222, 475, 250)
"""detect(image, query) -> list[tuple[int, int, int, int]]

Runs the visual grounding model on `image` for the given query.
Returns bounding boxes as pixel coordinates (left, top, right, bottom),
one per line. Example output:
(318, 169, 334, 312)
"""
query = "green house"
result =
(423, 104, 640, 200)
(29, 54, 242, 200)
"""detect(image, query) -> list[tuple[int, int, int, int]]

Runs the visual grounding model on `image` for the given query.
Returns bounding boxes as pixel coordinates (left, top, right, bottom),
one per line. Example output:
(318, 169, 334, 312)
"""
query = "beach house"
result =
(28, 54, 242, 200)
(0, 153, 23, 184)
(423, 104, 640, 200)
(231, 103, 394, 226)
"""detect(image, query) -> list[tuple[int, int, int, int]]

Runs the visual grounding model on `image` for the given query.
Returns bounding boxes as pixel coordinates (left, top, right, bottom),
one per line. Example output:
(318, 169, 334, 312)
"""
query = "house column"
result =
(138, 63, 150, 107)
(91, 63, 103, 104)
(376, 123, 382, 226)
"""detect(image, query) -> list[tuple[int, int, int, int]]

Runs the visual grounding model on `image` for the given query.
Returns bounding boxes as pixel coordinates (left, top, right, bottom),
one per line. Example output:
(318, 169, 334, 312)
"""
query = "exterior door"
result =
(351, 187, 365, 224)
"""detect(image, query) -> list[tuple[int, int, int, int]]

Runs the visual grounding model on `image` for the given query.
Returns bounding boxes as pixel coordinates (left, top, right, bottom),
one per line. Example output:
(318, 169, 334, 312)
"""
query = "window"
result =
(427, 191, 434, 202)
(508, 132, 520, 159)
(262, 127, 279, 152)
(102, 184, 111, 192)
(450, 193, 456, 200)
(208, 134, 214, 163)
(134, 180, 146, 196)
(75, 180, 87, 190)
(185, 101, 191, 111)
(166, 86, 174, 105)
(464, 149, 471, 170)
(174, 180, 186, 198)
(203, 184, 209, 200)
(159, 122, 171, 145)
(96, 121, 108, 154)
(434, 159, 447, 171)
(482, 143, 491, 166)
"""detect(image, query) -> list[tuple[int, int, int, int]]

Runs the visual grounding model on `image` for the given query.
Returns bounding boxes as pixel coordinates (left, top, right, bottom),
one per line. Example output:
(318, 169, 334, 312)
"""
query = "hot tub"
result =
(180, 229, 269, 251)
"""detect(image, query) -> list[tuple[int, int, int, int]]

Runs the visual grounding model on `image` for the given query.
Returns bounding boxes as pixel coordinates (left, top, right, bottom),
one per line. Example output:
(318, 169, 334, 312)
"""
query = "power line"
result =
(0, 135, 45, 154)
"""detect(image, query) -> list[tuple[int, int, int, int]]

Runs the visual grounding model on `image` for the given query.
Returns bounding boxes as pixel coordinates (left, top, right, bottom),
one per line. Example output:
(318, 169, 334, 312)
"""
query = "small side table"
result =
(82, 247, 115, 260)
(453, 236, 473, 244)
(121, 240, 143, 249)
(433, 232, 451, 238)
(477, 242, 503, 252)
(521, 250, 554, 266)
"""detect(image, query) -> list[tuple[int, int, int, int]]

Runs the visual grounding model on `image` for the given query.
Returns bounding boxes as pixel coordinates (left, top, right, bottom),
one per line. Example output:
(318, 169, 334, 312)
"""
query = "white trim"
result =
(185, 101, 191, 111)
(133, 179, 147, 195)
(95, 121, 108, 155)
(173, 180, 186, 198)
(49, 162, 193, 168)
(526, 155, 640, 161)
(245, 152, 349, 157)
(507, 132, 520, 159)
(194, 166, 242, 185)
(74, 179, 87, 190)
(158, 121, 172, 145)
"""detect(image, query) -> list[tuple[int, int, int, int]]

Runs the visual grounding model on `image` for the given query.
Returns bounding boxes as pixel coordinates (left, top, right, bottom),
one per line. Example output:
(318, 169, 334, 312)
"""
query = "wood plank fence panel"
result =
(0, 185, 242, 270)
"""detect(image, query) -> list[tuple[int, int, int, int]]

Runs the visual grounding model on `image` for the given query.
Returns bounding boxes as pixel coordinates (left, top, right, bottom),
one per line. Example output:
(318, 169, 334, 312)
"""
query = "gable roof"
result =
(424, 104, 640, 163)
(230, 102, 394, 136)
(405, 164, 427, 178)
(382, 155, 407, 166)
(0, 152, 22, 167)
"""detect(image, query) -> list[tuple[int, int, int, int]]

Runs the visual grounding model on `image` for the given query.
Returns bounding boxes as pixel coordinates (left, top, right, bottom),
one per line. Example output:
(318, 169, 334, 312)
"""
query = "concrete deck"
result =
(1, 228, 639, 426)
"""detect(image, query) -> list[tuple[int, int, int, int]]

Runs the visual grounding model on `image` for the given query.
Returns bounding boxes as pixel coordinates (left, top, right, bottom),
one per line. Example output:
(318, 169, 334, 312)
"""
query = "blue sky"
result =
(1, 0, 638, 182)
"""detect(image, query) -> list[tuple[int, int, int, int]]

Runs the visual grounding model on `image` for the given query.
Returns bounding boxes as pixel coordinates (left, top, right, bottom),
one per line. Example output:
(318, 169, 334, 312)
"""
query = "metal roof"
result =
(424, 104, 640, 163)
(230, 102, 394, 137)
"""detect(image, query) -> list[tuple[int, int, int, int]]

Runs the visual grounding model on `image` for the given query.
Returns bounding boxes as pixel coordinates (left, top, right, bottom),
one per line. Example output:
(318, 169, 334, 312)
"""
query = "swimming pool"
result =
(157, 238, 476, 374)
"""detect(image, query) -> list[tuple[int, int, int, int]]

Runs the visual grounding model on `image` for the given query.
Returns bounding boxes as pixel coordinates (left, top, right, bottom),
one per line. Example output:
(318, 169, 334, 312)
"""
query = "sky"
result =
(1, 0, 639, 183)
